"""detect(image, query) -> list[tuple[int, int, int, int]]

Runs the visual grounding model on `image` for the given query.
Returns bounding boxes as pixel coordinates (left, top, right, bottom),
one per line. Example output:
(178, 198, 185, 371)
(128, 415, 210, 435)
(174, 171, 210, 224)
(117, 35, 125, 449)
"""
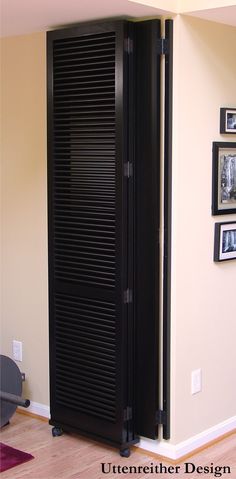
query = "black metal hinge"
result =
(124, 162, 133, 178)
(124, 288, 133, 304)
(157, 38, 169, 56)
(124, 406, 133, 422)
(156, 409, 167, 425)
(124, 37, 133, 54)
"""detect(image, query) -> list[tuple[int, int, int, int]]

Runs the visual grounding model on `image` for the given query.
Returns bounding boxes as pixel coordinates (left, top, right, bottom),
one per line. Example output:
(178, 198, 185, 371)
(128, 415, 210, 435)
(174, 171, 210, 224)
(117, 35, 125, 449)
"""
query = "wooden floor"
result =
(0, 413, 236, 479)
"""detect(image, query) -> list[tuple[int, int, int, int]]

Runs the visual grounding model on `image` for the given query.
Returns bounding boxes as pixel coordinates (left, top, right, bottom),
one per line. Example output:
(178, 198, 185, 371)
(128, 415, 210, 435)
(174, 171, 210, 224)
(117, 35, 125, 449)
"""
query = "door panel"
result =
(47, 21, 136, 447)
(134, 20, 161, 439)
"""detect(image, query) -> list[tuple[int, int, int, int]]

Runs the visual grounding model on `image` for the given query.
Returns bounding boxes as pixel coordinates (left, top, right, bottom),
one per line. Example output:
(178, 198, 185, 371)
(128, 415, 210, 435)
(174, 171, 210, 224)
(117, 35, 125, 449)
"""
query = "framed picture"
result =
(220, 108, 236, 134)
(212, 142, 236, 215)
(214, 222, 236, 261)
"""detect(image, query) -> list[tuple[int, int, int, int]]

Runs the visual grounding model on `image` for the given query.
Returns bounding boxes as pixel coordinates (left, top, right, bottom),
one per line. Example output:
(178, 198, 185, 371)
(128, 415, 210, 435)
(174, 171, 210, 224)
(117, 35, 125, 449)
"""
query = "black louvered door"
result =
(47, 17, 170, 452)
(47, 21, 137, 450)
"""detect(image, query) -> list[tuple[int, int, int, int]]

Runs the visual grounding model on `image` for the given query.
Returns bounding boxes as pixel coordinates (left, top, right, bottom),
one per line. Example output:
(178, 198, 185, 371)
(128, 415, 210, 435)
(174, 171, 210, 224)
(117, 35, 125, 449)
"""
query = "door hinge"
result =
(124, 288, 133, 304)
(124, 162, 133, 178)
(156, 410, 167, 425)
(157, 38, 169, 56)
(124, 37, 133, 54)
(124, 406, 133, 422)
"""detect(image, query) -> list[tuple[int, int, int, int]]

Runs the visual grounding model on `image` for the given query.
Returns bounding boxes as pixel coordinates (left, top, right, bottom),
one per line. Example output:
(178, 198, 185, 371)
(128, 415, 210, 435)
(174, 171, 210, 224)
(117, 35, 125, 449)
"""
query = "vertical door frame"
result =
(162, 19, 173, 440)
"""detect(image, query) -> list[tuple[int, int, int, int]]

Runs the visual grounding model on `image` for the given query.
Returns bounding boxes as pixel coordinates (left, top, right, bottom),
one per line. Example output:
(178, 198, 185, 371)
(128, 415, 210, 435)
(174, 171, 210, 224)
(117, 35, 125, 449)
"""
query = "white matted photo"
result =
(220, 107, 236, 134)
(212, 142, 236, 215)
(214, 222, 236, 262)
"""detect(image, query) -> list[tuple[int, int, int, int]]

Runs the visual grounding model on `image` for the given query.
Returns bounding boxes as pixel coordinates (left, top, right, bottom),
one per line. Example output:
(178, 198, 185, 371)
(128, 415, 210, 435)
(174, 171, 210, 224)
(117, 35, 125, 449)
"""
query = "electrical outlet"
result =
(191, 368, 202, 395)
(12, 340, 23, 362)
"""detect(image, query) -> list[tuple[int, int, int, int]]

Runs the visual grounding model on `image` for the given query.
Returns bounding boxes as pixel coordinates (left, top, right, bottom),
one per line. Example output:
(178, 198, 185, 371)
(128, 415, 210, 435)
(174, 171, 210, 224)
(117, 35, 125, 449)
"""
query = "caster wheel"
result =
(120, 448, 130, 458)
(52, 426, 63, 437)
(2, 421, 10, 428)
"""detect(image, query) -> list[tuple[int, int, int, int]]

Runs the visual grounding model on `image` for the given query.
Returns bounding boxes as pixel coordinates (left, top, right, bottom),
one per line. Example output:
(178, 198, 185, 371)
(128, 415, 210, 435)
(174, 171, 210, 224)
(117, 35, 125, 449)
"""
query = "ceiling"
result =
(0, 0, 170, 38)
(1, 0, 236, 38)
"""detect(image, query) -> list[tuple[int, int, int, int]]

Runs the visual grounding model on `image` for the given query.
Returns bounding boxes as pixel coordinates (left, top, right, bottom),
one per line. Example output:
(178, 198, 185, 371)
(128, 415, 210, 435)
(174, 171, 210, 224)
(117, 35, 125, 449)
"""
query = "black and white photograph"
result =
(220, 107, 236, 134)
(222, 229, 236, 253)
(212, 142, 236, 215)
(214, 222, 236, 261)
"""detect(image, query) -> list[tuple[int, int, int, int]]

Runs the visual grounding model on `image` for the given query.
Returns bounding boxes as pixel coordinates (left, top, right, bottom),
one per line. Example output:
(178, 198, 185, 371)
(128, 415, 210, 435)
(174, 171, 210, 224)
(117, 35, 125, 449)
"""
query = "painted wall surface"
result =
(131, 0, 236, 13)
(129, 0, 178, 13)
(171, 15, 236, 444)
(1, 17, 236, 444)
(180, 0, 236, 12)
(1, 32, 49, 405)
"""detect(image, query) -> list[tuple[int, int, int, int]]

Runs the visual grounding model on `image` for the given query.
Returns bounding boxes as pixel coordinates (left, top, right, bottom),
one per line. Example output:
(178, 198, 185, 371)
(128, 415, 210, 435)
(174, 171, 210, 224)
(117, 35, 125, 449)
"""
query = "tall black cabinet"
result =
(47, 18, 172, 455)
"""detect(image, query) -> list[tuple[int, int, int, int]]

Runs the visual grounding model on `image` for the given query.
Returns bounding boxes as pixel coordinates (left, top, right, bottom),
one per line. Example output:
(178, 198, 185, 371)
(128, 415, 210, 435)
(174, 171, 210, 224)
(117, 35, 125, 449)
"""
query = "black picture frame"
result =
(214, 222, 236, 262)
(220, 108, 236, 134)
(212, 142, 236, 215)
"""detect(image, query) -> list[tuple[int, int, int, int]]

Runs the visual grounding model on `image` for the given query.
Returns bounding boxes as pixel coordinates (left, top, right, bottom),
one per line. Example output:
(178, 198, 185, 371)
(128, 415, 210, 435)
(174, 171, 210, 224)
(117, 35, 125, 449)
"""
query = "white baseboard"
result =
(19, 401, 50, 419)
(18, 403, 236, 460)
(137, 415, 236, 460)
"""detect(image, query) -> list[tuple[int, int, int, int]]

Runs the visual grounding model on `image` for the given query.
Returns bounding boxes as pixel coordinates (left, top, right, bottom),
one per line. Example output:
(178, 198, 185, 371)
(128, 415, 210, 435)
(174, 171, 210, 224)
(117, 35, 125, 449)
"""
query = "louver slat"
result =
(52, 32, 116, 290)
(48, 21, 135, 448)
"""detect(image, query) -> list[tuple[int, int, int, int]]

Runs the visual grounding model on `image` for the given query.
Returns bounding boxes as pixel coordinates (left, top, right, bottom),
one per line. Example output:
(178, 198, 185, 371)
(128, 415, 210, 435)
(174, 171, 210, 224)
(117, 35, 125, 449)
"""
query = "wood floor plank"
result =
(0, 413, 235, 478)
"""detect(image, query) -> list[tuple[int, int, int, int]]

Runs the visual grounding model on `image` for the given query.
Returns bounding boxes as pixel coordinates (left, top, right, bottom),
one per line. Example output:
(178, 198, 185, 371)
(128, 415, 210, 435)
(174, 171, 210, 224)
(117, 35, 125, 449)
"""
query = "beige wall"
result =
(130, 0, 178, 13)
(1, 17, 236, 443)
(131, 0, 236, 13)
(180, 0, 236, 12)
(1, 32, 49, 405)
(171, 15, 236, 443)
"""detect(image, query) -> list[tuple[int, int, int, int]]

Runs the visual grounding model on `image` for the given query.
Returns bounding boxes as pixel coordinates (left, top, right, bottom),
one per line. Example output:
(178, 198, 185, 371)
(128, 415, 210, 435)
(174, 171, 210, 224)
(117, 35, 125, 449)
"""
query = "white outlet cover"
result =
(191, 368, 202, 395)
(12, 340, 23, 362)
